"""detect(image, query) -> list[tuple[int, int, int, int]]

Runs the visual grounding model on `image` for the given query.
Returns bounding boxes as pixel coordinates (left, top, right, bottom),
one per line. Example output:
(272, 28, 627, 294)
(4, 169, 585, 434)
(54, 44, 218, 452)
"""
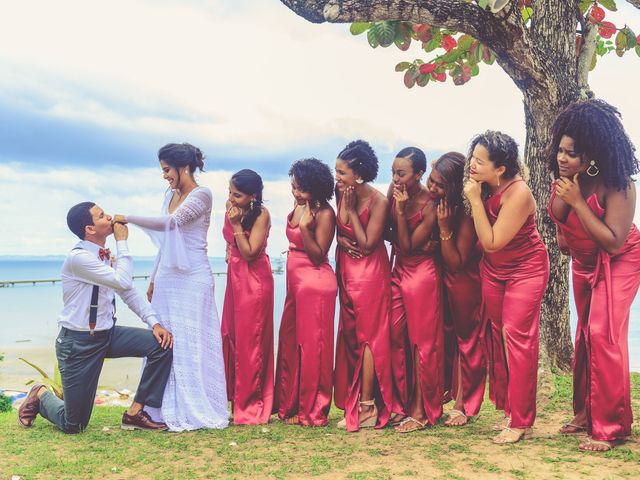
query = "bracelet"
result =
(440, 231, 453, 241)
(233, 232, 246, 236)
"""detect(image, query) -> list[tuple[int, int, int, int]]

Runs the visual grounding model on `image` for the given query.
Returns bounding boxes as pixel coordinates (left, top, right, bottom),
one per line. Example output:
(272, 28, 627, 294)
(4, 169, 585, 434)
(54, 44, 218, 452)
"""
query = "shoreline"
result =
(0, 345, 143, 393)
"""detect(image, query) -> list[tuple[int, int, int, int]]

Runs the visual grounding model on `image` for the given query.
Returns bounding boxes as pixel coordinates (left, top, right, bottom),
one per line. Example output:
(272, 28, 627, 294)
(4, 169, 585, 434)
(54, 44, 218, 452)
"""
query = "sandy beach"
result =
(0, 344, 143, 394)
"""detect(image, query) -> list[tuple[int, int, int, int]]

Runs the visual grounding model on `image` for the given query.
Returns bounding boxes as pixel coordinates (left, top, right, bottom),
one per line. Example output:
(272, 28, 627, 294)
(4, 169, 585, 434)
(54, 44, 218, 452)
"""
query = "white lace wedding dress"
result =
(126, 186, 228, 431)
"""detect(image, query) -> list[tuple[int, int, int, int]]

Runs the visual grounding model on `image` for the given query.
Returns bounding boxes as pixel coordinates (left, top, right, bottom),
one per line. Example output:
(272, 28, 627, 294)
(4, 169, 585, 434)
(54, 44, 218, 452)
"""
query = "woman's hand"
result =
(299, 201, 316, 230)
(228, 206, 242, 226)
(392, 184, 409, 214)
(146, 281, 154, 302)
(337, 233, 363, 259)
(343, 186, 357, 215)
(112, 214, 127, 225)
(463, 179, 482, 203)
(437, 198, 454, 234)
(555, 173, 584, 208)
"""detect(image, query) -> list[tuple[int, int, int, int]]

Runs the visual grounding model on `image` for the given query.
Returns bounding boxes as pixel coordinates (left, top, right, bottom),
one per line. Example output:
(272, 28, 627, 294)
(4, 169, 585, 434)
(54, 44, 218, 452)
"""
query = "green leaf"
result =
(395, 61, 412, 72)
(522, 7, 533, 23)
(416, 74, 430, 87)
(590, 51, 598, 71)
(598, 0, 617, 12)
(372, 21, 396, 48)
(394, 22, 412, 51)
(470, 64, 480, 76)
(579, 0, 592, 14)
(404, 69, 416, 89)
(350, 22, 371, 36)
(442, 49, 462, 63)
(458, 34, 474, 51)
(478, 0, 488, 9)
(615, 30, 627, 50)
(367, 29, 379, 48)
(623, 27, 637, 48)
(636, 45, 640, 57)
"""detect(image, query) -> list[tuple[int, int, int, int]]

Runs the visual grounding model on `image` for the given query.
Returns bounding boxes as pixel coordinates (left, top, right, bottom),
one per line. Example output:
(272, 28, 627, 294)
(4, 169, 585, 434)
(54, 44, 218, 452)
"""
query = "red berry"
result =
(434, 72, 447, 82)
(419, 63, 437, 75)
(590, 5, 605, 24)
(598, 21, 616, 39)
(442, 35, 457, 52)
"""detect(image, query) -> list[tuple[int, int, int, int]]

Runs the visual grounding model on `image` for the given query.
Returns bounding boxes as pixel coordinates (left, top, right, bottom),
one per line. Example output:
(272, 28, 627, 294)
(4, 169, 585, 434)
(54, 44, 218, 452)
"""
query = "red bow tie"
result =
(99, 248, 111, 261)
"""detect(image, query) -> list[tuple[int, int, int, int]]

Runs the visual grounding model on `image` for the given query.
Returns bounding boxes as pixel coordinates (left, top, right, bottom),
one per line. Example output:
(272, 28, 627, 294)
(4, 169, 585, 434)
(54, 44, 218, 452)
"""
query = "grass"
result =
(1, 373, 639, 479)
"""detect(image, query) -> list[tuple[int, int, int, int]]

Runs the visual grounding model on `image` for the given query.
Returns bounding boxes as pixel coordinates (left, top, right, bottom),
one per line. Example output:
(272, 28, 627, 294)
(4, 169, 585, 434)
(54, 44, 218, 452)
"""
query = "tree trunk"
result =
(523, 88, 575, 371)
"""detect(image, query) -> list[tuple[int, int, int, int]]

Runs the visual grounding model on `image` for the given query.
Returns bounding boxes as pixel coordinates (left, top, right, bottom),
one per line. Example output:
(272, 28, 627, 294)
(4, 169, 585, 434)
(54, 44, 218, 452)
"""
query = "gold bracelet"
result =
(233, 232, 246, 236)
(440, 231, 453, 241)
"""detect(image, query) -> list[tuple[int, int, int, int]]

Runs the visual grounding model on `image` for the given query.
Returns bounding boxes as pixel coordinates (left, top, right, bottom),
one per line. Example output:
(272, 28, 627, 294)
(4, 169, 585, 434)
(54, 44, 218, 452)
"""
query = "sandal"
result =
(579, 438, 620, 452)
(559, 422, 587, 435)
(389, 413, 406, 427)
(492, 416, 511, 431)
(493, 426, 532, 444)
(394, 416, 428, 434)
(358, 399, 378, 429)
(283, 415, 299, 425)
(337, 400, 378, 430)
(444, 409, 469, 427)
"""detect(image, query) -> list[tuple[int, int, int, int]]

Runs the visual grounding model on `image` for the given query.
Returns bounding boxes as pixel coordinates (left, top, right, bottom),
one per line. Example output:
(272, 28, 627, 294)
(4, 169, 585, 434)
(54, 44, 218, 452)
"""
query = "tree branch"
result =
(626, 0, 640, 9)
(280, 0, 515, 42)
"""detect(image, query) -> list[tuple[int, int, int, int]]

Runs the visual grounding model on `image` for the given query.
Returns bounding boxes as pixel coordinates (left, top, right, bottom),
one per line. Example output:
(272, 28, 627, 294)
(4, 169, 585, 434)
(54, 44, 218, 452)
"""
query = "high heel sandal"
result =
(358, 399, 378, 428)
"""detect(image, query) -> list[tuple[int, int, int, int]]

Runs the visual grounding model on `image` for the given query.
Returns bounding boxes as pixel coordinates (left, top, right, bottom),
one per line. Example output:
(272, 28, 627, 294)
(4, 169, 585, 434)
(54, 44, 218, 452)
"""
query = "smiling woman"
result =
(117, 142, 229, 432)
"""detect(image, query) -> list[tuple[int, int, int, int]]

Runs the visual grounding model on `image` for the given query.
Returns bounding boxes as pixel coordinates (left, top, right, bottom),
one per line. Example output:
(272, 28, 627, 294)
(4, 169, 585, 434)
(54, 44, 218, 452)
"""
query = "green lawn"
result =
(1, 374, 639, 479)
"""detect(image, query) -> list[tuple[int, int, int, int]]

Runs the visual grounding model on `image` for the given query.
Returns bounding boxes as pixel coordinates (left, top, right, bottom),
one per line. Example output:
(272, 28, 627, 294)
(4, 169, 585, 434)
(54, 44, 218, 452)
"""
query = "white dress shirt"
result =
(57, 240, 159, 331)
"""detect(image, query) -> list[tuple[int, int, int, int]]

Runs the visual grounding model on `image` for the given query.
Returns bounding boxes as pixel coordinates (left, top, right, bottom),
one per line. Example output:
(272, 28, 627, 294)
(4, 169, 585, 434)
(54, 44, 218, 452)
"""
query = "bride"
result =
(114, 142, 228, 431)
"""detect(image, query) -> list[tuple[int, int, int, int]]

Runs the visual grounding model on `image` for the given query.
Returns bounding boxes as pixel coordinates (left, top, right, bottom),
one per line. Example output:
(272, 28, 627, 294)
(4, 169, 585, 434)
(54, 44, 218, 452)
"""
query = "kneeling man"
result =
(19, 202, 173, 433)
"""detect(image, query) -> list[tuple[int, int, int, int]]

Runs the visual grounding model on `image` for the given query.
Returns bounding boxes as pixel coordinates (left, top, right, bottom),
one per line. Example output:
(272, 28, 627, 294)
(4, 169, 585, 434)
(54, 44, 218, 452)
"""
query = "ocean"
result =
(1, 257, 639, 371)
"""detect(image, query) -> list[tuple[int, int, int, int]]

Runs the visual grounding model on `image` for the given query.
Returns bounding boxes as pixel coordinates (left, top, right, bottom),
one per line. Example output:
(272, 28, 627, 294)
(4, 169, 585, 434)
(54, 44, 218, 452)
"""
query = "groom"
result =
(18, 202, 173, 433)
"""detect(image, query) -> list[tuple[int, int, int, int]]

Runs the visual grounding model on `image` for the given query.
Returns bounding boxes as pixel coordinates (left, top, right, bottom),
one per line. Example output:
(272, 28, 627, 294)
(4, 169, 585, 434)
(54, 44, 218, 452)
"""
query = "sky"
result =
(1, 0, 640, 258)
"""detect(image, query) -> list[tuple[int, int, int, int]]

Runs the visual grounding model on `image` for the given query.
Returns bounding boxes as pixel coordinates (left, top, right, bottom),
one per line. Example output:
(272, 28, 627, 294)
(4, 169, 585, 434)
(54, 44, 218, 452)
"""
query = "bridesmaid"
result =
(334, 140, 393, 431)
(463, 131, 549, 444)
(431, 152, 486, 426)
(547, 99, 640, 452)
(274, 158, 338, 427)
(386, 147, 444, 433)
(221, 169, 275, 425)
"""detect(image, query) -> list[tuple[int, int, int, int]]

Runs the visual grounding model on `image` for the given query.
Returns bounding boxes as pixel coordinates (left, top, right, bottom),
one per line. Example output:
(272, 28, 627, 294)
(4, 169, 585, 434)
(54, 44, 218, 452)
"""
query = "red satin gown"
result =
(334, 193, 393, 431)
(443, 236, 486, 417)
(481, 180, 549, 429)
(221, 213, 275, 424)
(274, 209, 338, 426)
(389, 199, 444, 424)
(549, 185, 640, 441)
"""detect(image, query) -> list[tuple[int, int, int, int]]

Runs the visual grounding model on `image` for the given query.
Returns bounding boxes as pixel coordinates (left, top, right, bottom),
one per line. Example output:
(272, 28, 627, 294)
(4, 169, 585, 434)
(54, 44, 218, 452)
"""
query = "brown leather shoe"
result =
(121, 410, 168, 431)
(18, 384, 44, 428)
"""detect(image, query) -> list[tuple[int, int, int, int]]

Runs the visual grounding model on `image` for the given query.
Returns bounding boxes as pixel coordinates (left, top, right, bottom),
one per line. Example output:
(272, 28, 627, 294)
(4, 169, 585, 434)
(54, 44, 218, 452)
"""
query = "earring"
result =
(356, 178, 364, 184)
(315, 200, 321, 210)
(496, 173, 501, 188)
(587, 160, 600, 177)
(250, 200, 255, 210)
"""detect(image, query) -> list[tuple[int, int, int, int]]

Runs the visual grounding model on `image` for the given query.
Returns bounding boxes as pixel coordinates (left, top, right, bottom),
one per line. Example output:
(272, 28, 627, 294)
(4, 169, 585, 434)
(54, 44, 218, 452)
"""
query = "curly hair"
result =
(433, 152, 466, 206)
(396, 146, 427, 174)
(337, 140, 379, 182)
(289, 158, 334, 204)
(546, 99, 638, 190)
(231, 169, 264, 231)
(468, 130, 521, 179)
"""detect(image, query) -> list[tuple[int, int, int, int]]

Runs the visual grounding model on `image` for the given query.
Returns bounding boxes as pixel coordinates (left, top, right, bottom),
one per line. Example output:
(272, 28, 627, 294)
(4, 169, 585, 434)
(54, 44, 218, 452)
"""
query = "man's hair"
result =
(67, 202, 96, 240)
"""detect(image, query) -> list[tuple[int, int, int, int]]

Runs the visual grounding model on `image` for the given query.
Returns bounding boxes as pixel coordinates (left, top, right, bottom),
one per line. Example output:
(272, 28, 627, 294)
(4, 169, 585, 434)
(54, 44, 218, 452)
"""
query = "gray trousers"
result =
(39, 326, 172, 434)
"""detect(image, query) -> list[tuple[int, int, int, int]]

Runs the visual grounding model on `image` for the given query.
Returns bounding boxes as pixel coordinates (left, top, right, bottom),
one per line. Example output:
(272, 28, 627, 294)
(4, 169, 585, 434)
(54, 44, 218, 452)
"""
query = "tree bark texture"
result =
(277, 0, 614, 371)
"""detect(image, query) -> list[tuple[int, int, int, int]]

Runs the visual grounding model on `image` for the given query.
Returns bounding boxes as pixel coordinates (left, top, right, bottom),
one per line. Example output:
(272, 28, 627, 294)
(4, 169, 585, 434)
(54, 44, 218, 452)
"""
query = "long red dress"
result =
(481, 180, 549, 429)
(389, 200, 444, 424)
(274, 209, 338, 426)
(221, 213, 275, 424)
(443, 234, 486, 417)
(334, 194, 393, 431)
(549, 186, 640, 441)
